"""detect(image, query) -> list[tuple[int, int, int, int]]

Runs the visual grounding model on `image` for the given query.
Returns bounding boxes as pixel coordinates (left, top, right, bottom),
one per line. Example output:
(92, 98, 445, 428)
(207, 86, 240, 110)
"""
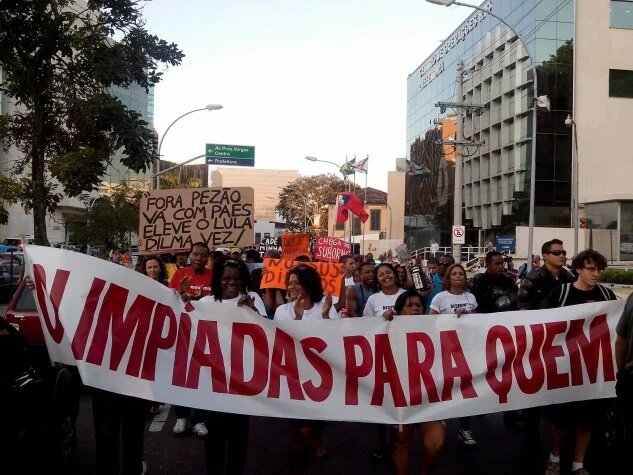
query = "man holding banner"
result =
(544, 249, 616, 475)
(168, 242, 212, 436)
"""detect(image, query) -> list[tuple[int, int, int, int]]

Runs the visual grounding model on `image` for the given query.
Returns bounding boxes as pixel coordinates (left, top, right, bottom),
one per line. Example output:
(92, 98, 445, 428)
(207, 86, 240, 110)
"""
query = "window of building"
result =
(335, 222, 344, 231)
(609, 69, 633, 98)
(611, 1, 633, 29)
(370, 209, 381, 231)
(352, 218, 361, 236)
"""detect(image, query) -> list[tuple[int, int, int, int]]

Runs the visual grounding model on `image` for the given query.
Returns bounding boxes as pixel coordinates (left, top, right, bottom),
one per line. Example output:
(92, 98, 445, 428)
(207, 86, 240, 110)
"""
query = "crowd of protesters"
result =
(23, 239, 633, 474)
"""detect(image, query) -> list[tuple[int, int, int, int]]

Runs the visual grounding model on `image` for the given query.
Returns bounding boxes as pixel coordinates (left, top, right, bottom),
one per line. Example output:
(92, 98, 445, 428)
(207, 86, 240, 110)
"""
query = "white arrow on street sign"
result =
(452, 225, 466, 245)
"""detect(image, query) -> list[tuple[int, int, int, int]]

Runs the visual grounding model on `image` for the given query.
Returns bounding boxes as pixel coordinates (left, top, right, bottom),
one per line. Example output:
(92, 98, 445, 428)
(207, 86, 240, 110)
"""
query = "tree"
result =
(0, 0, 184, 244)
(276, 174, 346, 235)
(66, 181, 142, 254)
(0, 174, 22, 225)
(159, 172, 203, 189)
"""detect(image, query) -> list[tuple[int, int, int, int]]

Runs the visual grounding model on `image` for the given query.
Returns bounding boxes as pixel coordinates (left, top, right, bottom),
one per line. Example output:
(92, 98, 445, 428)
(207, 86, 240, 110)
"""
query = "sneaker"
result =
(572, 469, 590, 475)
(545, 461, 560, 475)
(141, 461, 148, 475)
(192, 422, 208, 436)
(173, 418, 188, 435)
(457, 429, 477, 445)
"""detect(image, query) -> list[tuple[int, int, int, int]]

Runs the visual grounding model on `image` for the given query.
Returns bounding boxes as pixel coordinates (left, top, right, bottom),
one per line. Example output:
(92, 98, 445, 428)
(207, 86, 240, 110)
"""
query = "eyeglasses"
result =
(583, 266, 604, 273)
(546, 250, 567, 256)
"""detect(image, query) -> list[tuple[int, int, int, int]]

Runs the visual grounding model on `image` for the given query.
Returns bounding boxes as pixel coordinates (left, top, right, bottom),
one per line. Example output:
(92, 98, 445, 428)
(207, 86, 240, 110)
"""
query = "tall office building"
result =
(406, 0, 633, 259)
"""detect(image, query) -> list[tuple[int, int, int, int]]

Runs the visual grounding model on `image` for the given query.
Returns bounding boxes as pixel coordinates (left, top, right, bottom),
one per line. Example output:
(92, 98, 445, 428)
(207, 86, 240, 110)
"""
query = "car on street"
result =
(3, 235, 35, 249)
(0, 244, 20, 253)
(5, 281, 43, 345)
(0, 258, 21, 300)
(0, 315, 79, 473)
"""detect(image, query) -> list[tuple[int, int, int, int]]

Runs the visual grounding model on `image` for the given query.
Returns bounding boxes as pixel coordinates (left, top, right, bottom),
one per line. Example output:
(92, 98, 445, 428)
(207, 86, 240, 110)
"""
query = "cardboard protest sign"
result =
(394, 243, 410, 264)
(138, 187, 254, 254)
(258, 236, 281, 255)
(26, 244, 622, 425)
(260, 258, 343, 297)
(411, 265, 432, 291)
(314, 236, 351, 263)
(281, 233, 310, 261)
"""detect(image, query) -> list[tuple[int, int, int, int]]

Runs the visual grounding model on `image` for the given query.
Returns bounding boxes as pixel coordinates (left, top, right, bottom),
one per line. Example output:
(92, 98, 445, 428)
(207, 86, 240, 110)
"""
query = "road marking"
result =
(149, 404, 171, 432)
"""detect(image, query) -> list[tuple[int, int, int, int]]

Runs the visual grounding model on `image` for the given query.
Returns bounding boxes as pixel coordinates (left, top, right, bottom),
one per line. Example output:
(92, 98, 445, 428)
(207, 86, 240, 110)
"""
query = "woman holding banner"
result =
(363, 263, 406, 318)
(197, 256, 268, 475)
(273, 265, 339, 321)
(362, 262, 406, 460)
(273, 265, 338, 472)
(139, 255, 169, 415)
(200, 257, 266, 315)
(429, 263, 479, 447)
(385, 290, 446, 475)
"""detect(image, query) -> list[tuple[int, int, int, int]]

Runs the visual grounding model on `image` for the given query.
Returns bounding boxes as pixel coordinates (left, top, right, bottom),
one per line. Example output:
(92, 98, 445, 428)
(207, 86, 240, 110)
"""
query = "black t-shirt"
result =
(546, 283, 616, 308)
(469, 272, 518, 313)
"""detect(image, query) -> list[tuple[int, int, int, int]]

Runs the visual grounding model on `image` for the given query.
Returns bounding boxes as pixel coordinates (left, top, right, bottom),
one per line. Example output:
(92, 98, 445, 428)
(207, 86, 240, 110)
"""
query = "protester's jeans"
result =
(204, 411, 250, 475)
(92, 388, 147, 475)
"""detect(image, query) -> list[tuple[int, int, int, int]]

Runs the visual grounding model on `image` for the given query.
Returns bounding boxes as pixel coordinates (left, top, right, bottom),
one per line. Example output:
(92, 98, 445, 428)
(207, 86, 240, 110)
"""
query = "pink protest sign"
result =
(314, 236, 351, 263)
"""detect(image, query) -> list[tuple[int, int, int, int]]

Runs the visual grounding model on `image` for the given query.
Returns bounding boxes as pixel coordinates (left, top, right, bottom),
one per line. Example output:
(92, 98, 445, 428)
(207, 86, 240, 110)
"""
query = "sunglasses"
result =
(546, 250, 567, 256)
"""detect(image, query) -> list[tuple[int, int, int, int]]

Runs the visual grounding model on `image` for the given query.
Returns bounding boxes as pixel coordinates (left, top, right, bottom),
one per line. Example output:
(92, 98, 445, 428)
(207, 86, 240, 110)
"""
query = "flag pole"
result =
(363, 160, 368, 255)
(352, 164, 357, 253)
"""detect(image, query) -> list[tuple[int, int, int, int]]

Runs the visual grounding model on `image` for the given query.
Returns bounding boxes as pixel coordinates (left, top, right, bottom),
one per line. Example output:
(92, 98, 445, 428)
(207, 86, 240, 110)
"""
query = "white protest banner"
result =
(26, 245, 622, 424)
(139, 187, 254, 254)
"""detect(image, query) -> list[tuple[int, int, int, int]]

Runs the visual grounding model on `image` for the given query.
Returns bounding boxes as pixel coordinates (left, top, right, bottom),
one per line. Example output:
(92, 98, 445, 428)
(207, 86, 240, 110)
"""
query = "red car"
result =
(5, 281, 44, 345)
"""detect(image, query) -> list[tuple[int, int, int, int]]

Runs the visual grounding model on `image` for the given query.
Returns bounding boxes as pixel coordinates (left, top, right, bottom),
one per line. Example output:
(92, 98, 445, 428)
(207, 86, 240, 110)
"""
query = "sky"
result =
(142, 0, 466, 192)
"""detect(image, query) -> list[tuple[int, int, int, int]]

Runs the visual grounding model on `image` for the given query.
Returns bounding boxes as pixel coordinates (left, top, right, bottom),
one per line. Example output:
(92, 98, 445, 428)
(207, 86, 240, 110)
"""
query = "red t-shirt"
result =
(169, 267, 212, 297)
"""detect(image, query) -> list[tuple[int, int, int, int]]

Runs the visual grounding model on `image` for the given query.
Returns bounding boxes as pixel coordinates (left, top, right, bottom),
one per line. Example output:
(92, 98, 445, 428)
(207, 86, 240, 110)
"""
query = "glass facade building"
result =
(405, 0, 574, 249)
(101, 84, 155, 191)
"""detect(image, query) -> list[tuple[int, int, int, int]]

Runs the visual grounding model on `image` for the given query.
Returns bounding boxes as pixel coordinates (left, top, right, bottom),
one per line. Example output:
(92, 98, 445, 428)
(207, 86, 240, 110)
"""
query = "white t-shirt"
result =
(429, 291, 478, 314)
(345, 276, 356, 287)
(363, 288, 406, 317)
(274, 299, 340, 321)
(199, 291, 267, 316)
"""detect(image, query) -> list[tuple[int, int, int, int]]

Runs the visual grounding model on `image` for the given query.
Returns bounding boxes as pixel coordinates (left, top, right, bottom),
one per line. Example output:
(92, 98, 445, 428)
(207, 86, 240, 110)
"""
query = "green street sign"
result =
(205, 143, 255, 167)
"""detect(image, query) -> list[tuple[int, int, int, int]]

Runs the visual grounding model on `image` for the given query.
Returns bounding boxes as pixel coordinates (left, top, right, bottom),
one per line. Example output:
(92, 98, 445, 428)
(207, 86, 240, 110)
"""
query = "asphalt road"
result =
(69, 393, 627, 475)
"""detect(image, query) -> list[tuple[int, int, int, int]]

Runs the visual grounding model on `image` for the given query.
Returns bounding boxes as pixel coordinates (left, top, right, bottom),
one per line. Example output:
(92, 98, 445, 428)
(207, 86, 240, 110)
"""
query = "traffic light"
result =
(580, 217, 587, 229)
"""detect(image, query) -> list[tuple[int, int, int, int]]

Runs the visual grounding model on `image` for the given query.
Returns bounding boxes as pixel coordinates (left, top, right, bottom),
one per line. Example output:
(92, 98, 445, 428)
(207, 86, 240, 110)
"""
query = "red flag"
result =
(335, 192, 369, 225)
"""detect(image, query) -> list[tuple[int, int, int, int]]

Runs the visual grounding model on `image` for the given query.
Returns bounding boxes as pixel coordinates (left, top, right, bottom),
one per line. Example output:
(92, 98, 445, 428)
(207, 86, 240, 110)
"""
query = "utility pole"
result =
(453, 60, 465, 263)
(436, 60, 484, 264)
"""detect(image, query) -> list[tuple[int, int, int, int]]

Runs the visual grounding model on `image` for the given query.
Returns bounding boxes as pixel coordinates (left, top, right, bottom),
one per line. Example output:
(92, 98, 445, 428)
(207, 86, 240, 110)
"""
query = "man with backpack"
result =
(544, 249, 616, 475)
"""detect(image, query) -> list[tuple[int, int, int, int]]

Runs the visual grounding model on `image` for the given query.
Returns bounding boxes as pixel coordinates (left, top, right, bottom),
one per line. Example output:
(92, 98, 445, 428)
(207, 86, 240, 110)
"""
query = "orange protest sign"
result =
(281, 233, 310, 261)
(261, 258, 343, 297)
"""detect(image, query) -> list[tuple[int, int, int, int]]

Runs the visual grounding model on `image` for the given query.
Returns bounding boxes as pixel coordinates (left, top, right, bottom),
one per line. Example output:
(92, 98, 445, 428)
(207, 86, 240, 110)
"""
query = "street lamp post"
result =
(304, 155, 352, 244)
(155, 104, 223, 190)
(565, 114, 579, 257)
(426, 0, 540, 271)
(294, 190, 309, 233)
(304, 155, 348, 180)
(272, 187, 309, 233)
(385, 203, 393, 242)
(152, 154, 206, 181)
